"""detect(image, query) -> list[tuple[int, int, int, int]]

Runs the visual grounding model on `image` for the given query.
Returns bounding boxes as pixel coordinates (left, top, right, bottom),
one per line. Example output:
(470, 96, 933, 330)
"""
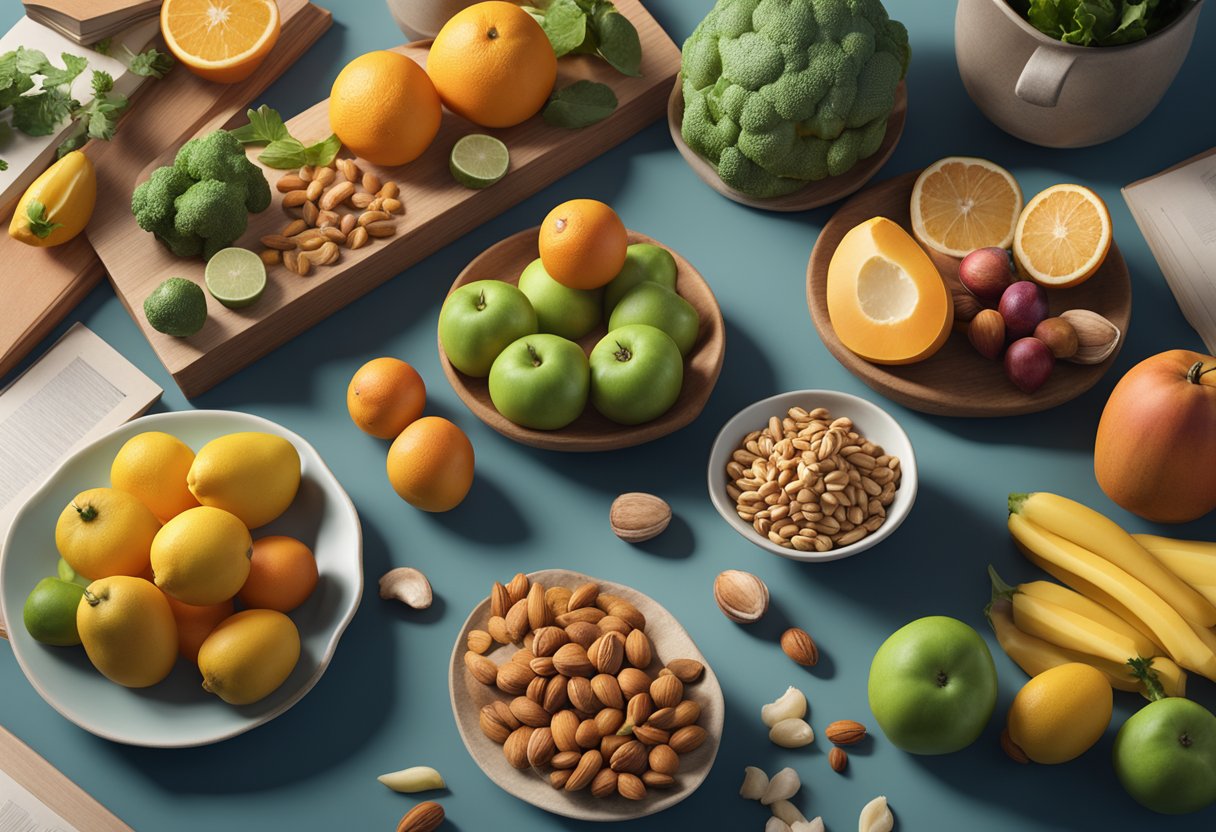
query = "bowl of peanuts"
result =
(707, 390, 917, 563)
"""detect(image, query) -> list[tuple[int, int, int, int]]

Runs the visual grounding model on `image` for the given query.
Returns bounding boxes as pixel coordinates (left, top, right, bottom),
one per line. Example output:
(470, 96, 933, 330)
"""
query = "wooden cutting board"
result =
(90, 0, 682, 398)
(0, 0, 332, 382)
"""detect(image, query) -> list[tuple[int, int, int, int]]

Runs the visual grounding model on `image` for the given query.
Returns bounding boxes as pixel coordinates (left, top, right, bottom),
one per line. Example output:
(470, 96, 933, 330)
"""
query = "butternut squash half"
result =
(826, 217, 954, 365)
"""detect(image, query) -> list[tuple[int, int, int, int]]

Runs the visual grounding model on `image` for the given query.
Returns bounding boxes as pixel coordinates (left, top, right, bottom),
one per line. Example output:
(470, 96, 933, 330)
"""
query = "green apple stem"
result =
(72, 502, 98, 522)
(1128, 657, 1168, 702)
(527, 343, 542, 368)
(1186, 361, 1215, 384)
(613, 342, 632, 363)
(1007, 493, 1030, 515)
(476, 290, 487, 311)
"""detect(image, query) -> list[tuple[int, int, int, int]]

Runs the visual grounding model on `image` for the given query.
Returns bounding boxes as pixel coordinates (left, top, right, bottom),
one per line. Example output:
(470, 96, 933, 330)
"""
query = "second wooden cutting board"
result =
(91, 0, 681, 398)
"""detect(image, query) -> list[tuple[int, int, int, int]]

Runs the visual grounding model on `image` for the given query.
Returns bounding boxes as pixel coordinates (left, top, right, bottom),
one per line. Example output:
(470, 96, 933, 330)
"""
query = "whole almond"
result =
(347, 226, 369, 249)
(669, 725, 708, 754)
(632, 724, 671, 746)
(506, 572, 530, 605)
(527, 726, 556, 767)
(545, 586, 573, 617)
(672, 699, 701, 728)
(610, 492, 672, 542)
(564, 750, 603, 791)
(597, 615, 632, 636)
(511, 647, 534, 665)
(591, 674, 624, 710)
(319, 181, 355, 211)
(464, 651, 497, 686)
(492, 700, 520, 730)
(568, 582, 599, 611)
(666, 659, 705, 683)
(829, 746, 848, 773)
(650, 675, 683, 709)
(781, 628, 819, 667)
(529, 656, 556, 677)
(553, 643, 595, 678)
(396, 801, 443, 832)
(1001, 728, 1029, 764)
(600, 734, 630, 758)
(467, 630, 492, 654)
(594, 707, 625, 736)
(551, 750, 581, 769)
(531, 626, 569, 658)
(505, 598, 530, 642)
(567, 676, 599, 714)
(617, 772, 647, 800)
(551, 710, 580, 752)
(607, 602, 646, 631)
(526, 675, 547, 705)
(260, 234, 296, 250)
(609, 740, 648, 774)
(504, 726, 534, 769)
(366, 220, 397, 238)
(542, 675, 569, 713)
(714, 570, 769, 623)
(649, 744, 680, 775)
(479, 704, 511, 744)
(565, 621, 601, 648)
(549, 769, 571, 789)
(495, 662, 534, 695)
(590, 767, 619, 799)
(647, 707, 677, 731)
(557, 607, 606, 627)
(595, 593, 627, 613)
(528, 582, 553, 630)
(276, 174, 306, 193)
(487, 615, 511, 644)
(624, 692, 654, 729)
(625, 629, 653, 668)
(642, 771, 675, 789)
(575, 719, 602, 749)
(589, 632, 625, 675)
(618, 668, 652, 700)
(509, 696, 551, 728)
(825, 720, 867, 746)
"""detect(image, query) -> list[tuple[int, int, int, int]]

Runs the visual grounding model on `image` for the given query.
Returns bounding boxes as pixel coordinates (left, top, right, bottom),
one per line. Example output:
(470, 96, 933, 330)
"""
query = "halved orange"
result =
(910, 157, 1023, 258)
(1013, 184, 1111, 288)
(161, 0, 280, 84)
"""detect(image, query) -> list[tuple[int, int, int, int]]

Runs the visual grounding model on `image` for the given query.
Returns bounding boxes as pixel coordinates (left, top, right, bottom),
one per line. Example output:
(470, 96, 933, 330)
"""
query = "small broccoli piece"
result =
(157, 227, 204, 259)
(131, 166, 193, 236)
(174, 180, 250, 243)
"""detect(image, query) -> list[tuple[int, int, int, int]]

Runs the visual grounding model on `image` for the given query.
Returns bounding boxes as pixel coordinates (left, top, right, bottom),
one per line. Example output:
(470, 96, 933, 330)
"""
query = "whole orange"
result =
(427, 1, 557, 128)
(347, 357, 427, 439)
(238, 535, 318, 613)
(538, 199, 628, 289)
(387, 416, 474, 512)
(164, 594, 233, 663)
(329, 51, 441, 166)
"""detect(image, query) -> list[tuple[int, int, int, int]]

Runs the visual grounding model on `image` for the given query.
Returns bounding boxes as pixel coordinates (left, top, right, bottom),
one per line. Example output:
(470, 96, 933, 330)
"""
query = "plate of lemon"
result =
(0, 410, 362, 747)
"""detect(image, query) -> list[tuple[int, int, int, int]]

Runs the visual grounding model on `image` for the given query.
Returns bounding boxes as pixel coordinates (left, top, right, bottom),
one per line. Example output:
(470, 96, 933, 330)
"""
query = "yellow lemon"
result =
(55, 488, 160, 580)
(187, 432, 301, 529)
(1007, 662, 1112, 764)
(151, 506, 252, 605)
(77, 576, 177, 688)
(110, 431, 200, 522)
(197, 609, 300, 705)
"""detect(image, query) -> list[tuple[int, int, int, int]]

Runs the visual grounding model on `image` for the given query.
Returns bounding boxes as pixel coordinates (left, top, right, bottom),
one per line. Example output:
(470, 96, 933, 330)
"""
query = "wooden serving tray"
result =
(438, 228, 725, 452)
(89, 0, 681, 398)
(806, 171, 1132, 417)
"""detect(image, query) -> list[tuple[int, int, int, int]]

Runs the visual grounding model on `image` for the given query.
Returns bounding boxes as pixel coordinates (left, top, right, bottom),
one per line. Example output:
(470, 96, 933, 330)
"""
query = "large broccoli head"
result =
(681, 0, 910, 199)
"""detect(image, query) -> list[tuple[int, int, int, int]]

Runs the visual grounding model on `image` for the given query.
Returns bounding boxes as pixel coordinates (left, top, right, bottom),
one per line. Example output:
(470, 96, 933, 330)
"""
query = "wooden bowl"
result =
(448, 569, 724, 821)
(806, 171, 1132, 417)
(667, 76, 908, 212)
(438, 228, 725, 451)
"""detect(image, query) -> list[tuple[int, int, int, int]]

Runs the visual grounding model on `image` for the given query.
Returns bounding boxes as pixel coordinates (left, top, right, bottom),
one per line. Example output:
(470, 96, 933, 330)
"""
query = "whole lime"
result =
(144, 277, 207, 337)
(23, 577, 86, 646)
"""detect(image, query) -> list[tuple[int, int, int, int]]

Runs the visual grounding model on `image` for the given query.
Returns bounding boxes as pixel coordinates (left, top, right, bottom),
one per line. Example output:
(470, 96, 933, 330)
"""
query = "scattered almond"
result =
(780, 628, 819, 666)
(396, 801, 443, 832)
(713, 570, 770, 623)
(609, 492, 672, 542)
(825, 719, 867, 746)
(829, 747, 848, 773)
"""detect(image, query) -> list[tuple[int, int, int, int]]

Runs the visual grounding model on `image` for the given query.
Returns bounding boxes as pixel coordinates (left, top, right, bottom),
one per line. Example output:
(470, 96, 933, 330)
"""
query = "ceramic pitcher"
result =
(955, 0, 1205, 147)
(385, 0, 481, 39)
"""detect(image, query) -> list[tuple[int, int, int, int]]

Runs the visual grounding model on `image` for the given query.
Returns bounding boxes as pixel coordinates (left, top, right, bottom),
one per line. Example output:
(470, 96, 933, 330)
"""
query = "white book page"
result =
(0, 768, 76, 832)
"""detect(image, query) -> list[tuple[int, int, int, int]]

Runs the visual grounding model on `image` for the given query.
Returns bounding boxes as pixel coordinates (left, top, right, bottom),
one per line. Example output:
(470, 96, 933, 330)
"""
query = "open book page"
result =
(0, 766, 77, 832)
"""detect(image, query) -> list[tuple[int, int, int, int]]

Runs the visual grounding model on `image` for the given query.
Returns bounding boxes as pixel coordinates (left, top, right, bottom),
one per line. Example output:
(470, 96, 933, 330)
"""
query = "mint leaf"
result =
(232, 104, 291, 145)
(258, 138, 309, 169)
(592, 5, 641, 76)
(542, 0, 588, 57)
(15, 47, 49, 76)
(26, 201, 63, 238)
(124, 46, 173, 79)
(41, 52, 88, 89)
(12, 88, 75, 135)
(543, 80, 617, 128)
(302, 134, 341, 167)
(236, 105, 344, 168)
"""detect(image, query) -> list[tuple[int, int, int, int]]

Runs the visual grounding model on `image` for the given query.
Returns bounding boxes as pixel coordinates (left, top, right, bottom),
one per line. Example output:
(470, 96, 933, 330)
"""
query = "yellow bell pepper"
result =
(9, 150, 97, 247)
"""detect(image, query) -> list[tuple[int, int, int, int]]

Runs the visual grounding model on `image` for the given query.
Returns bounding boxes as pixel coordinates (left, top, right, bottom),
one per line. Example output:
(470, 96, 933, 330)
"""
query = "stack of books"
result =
(23, 0, 160, 44)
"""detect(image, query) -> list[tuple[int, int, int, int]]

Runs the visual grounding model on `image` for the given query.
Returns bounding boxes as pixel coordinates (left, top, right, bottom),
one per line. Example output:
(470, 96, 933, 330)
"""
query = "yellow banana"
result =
(1019, 580, 1159, 658)
(1011, 591, 1144, 665)
(1009, 513, 1216, 679)
(1133, 534, 1216, 606)
(1010, 493, 1216, 627)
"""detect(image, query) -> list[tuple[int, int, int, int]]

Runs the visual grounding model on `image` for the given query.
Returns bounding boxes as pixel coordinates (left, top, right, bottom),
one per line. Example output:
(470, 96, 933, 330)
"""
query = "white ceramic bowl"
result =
(707, 390, 917, 563)
(0, 410, 363, 747)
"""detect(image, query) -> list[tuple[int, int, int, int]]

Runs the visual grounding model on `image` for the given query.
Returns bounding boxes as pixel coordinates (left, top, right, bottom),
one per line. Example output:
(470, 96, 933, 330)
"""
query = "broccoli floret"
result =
(131, 129, 270, 259)
(681, 0, 910, 199)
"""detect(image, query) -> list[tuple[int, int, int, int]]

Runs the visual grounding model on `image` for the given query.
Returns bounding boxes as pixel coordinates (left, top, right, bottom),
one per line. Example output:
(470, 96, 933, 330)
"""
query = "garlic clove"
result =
(859, 795, 894, 832)
(761, 685, 808, 727)
(792, 819, 825, 832)
(740, 766, 769, 800)
(769, 718, 815, 748)
(377, 765, 445, 793)
(766, 819, 793, 832)
(771, 799, 807, 825)
(1059, 309, 1120, 365)
(760, 767, 801, 806)
(379, 567, 433, 609)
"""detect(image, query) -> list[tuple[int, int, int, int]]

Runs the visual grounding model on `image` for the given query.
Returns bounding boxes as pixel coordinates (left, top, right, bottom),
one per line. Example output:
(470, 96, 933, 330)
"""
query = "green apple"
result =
(57, 557, 90, 587)
(603, 244, 678, 316)
(439, 280, 537, 377)
(517, 258, 602, 341)
(867, 616, 997, 755)
(489, 334, 589, 430)
(608, 283, 700, 356)
(588, 324, 683, 425)
(23, 577, 86, 646)
(1114, 697, 1216, 814)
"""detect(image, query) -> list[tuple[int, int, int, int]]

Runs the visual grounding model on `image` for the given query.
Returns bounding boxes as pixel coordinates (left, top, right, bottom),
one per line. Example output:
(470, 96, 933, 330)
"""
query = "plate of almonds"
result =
(448, 569, 724, 820)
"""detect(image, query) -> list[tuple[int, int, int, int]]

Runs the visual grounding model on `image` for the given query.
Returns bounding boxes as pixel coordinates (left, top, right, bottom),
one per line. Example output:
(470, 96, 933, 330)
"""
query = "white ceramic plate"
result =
(707, 390, 917, 562)
(0, 410, 363, 747)
(448, 569, 724, 821)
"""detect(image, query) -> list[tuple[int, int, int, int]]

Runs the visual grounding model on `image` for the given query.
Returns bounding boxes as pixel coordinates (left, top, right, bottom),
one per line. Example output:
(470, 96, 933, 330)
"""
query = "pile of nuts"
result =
(726, 406, 900, 553)
(259, 157, 403, 277)
(463, 572, 710, 802)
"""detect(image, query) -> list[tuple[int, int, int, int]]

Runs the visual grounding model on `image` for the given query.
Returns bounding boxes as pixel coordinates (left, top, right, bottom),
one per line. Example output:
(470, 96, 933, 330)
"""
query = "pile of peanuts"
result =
(258, 157, 402, 277)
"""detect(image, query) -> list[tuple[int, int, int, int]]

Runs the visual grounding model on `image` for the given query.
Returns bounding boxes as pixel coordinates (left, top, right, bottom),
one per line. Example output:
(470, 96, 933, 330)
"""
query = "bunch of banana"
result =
(1007, 492, 1216, 682)
(1133, 535, 1216, 607)
(987, 567, 1187, 698)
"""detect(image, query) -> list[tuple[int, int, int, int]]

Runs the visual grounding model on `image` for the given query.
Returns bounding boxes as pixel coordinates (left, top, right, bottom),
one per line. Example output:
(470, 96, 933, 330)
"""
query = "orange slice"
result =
(161, 0, 280, 84)
(1013, 184, 1111, 289)
(910, 157, 1023, 258)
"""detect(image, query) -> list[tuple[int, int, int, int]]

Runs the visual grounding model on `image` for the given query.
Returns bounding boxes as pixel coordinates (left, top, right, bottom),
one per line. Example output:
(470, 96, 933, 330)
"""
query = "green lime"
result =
(23, 577, 86, 646)
(57, 557, 89, 587)
(450, 134, 510, 189)
(204, 247, 266, 309)
(144, 277, 207, 337)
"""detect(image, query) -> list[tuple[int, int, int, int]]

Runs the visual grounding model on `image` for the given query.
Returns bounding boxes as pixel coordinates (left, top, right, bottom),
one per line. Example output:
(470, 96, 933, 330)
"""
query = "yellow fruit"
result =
(329, 51, 441, 167)
(198, 609, 301, 705)
(77, 576, 177, 688)
(164, 594, 233, 663)
(427, 1, 557, 128)
(9, 151, 96, 247)
(1011, 590, 1143, 665)
(386, 416, 475, 512)
(1134, 534, 1216, 607)
(346, 357, 427, 440)
(910, 156, 1023, 258)
(55, 488, 160, 580)
(1017, 580, 1159, 659)
(151, 506, 251, 605)
(187, 432, 300, 529)
(1006, 663, 1112, 764)
(161, 0, 280, 84)
(1013, 184, 1111, 288)
(110, 431, 200, 522)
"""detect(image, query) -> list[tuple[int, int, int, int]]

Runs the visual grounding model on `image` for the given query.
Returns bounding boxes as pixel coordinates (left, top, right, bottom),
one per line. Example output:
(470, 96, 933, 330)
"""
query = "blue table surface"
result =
(3, 1, 1216, 829)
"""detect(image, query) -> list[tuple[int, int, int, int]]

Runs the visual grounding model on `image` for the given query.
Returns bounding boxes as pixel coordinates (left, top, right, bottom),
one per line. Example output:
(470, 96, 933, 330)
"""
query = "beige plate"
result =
(668, 76, 908, 212)
(438, 228, 726, 452)
(448, 569, 724, 822)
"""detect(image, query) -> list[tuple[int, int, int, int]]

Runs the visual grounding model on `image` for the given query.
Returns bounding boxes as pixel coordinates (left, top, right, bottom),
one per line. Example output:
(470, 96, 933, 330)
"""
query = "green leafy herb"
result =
(592, 3, 641, 76)
(543, 80, 618, 129)
(1025, 0, 1185, 46)
(92, 38, 113, 56)
(40, 52, 88, 88)
(530, 0, 642, 75)
(124, 46, 174, 79)
(233, 104, 342, 169)
(540, 0, 588, 57)
(26, 201, 63, 238)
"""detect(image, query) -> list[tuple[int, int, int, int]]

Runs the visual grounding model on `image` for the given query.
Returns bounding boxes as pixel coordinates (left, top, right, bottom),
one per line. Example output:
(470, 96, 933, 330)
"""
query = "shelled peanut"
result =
(464, 573, 710, 802)
(260, 157, 404, 276)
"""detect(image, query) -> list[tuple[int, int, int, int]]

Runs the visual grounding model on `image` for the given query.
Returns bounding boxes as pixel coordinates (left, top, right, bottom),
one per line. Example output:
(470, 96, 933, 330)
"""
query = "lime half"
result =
(205, 247, 267, 309)
(450, 134, 510, 189)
